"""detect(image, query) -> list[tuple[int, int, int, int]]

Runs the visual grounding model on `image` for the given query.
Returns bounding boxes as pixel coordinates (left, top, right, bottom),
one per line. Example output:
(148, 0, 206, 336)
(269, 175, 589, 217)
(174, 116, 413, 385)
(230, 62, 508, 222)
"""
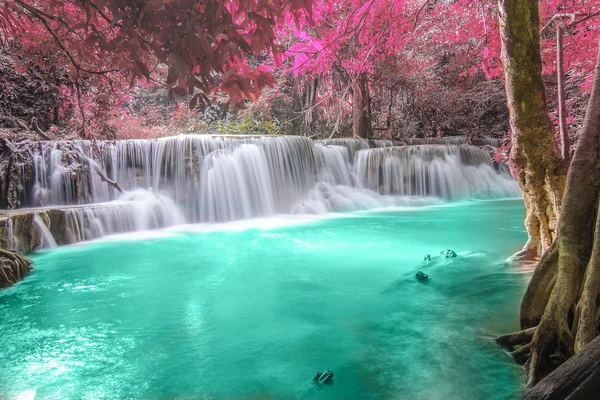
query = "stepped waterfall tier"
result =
(354, 145, 517, 200)
(0, 135, 519, 253)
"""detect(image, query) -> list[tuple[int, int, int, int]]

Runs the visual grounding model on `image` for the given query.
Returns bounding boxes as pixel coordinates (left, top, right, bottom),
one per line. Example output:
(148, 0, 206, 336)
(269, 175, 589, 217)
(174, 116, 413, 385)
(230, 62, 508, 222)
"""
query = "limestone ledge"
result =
(0, 203, 130, 254)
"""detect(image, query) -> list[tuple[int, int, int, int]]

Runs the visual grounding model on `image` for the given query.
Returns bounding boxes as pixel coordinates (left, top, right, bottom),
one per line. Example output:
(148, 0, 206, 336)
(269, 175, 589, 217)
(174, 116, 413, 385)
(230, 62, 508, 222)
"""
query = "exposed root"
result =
(496, 327, 537, 348)
(500, 39, 600, 392)
(510, 343, 531, 365)
(508, 239, 539, 261)
(521, 335, 600, 400)
(526, 309, 575, 387)
(520, 243, 559, 328)
(31, 117, 52, 140)
(573, 204, 600, 352)
(0, 249, 32, 288)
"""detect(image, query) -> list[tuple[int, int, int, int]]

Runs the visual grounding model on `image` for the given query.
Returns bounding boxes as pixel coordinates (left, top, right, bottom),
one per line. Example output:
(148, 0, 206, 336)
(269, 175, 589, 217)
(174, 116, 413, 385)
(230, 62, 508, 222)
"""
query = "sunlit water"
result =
(1, 199, 528, 399)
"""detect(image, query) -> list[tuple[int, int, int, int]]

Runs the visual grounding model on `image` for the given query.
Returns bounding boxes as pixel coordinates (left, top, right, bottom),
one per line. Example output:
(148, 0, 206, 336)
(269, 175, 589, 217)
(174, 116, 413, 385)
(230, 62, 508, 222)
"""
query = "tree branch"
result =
(413, 0, 432, 30)
(13, 0, 119, 75)
(74, 148, 124, 193)
(541, 9, 600, 33)
(31, 117, 52, 140)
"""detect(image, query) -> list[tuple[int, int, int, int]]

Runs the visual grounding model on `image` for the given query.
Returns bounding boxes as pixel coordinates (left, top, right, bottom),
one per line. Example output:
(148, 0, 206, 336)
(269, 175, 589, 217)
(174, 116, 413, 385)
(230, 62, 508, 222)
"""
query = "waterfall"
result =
(32, 215, 57, 248)
(316, 138, 395, 161)
(353, 145, 520, 200)
(63, 190, 185, 243)
(0, 135, 519, 251)
(1, 190, 185, 253)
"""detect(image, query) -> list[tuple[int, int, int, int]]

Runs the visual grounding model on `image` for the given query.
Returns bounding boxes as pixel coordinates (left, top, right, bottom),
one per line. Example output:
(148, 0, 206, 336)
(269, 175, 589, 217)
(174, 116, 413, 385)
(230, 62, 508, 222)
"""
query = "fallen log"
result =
(521, 335, 600, 400)
(74, 149, 123, 193)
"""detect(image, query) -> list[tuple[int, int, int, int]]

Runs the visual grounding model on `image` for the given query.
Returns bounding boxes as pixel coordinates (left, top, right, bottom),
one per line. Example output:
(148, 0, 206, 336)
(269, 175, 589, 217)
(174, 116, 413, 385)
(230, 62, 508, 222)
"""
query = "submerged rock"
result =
(313, 370, 334, 385)
(441, 249, 457, 258)
(416, 271, 429, 282)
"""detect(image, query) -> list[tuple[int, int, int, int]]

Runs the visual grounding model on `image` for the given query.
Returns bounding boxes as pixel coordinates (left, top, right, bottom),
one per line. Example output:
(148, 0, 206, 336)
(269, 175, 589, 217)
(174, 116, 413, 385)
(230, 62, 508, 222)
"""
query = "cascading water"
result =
(63, 190, 186, 243)
(1, 191, 184, 254)
(353, 145, 519, 200)
(316, 138, 395, 161)
(0, 135, 519, 251)
(32, 215, 57, 249)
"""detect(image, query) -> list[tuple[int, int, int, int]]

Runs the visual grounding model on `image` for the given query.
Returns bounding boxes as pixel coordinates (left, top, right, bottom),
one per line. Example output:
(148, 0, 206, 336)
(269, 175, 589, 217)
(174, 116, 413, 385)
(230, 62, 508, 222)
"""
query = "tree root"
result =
(527, 312, 575, 387)
(31, 117, 52, 140)
(521, 335, 600, 400)
(0, 249, 32, 288)
(500, 40, 600, 390)
(520, 243, 559, 328)
(573, 206, 600, 352)
(496, 327, 537, 348)
(508, 242, 539, 262)
(510, 343, 531, 365)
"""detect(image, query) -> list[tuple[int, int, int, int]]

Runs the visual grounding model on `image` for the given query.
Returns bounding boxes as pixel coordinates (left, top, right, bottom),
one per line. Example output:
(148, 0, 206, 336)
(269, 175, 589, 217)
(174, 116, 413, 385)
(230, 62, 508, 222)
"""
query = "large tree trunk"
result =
(498, 40, 600, 388)
(521, 335, 600, 400)
(498, 0, 567, 260)
(301, 77, 318, 136)
(352, 73, 371, 138)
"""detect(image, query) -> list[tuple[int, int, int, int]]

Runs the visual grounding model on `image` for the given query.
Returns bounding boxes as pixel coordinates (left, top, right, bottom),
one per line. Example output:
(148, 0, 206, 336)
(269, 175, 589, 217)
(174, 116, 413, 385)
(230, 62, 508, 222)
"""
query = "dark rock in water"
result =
(313, 370, 334, 385)
(423, 254, 431, 262)
(416, 271, 429, 282)
(321, 370, 334, 384)
(441, 249, 457, 258)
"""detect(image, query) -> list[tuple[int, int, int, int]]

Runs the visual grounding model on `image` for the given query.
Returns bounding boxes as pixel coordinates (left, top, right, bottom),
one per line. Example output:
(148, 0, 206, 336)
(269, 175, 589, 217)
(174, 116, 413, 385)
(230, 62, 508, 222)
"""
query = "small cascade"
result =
(0, 190, 185, 253)
(291, 182, 444, 214)
(32, 214, 58, 248)
(316, 138, 395, 162)
(313, 144, 354, 186)
(354, 145, 520, 200)
(10, 135, 319, 221)
(63, 190, 185, 243)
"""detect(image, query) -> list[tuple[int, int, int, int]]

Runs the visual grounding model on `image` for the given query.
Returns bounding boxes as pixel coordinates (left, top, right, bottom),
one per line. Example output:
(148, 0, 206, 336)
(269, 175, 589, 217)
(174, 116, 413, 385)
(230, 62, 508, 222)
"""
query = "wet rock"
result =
(313, 370, 334, 385)
(441, 249, 457, 258)
(416, 271, 429, 282)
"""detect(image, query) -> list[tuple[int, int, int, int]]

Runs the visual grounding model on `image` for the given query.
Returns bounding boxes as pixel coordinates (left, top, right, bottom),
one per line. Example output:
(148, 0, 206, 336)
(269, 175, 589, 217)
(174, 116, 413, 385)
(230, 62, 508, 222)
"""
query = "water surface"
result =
(1, 200, 528, 399)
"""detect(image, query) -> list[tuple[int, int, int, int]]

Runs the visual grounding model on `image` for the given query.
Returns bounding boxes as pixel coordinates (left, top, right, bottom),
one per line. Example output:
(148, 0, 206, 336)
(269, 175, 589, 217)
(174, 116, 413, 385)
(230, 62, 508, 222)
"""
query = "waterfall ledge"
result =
(0, 135, 518, 255)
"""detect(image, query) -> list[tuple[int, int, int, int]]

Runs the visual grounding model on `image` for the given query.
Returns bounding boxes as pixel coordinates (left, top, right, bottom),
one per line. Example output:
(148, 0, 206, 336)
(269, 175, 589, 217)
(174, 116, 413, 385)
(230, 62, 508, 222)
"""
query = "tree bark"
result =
(498, 0, 567, 260)
(301, 77, 318, 136)
(557, 26, 570, 162)
(521, 335, 600, 399)
(352, 73, 371, 138)
(499, 39, 600, 388)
